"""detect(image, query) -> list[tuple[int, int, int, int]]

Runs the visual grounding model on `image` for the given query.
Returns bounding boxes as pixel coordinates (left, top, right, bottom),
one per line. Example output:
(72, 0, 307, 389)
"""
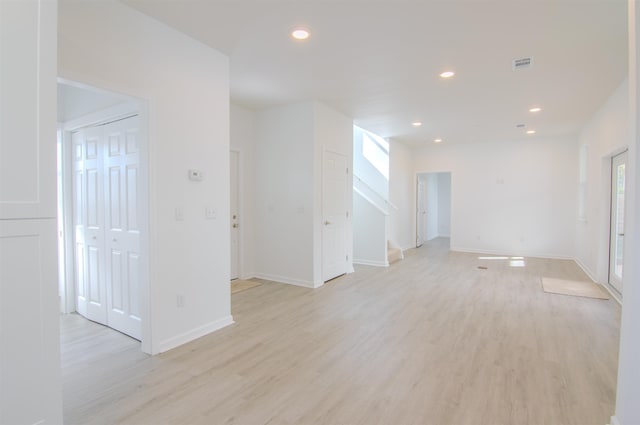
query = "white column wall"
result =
(389, 139, 415, 250)
(613, 2, 640, 424)
(437, 173, 452, 237)
(253, 102, 316, 286)
(0, 0, 62, 423)
(425, 174, 440, 241)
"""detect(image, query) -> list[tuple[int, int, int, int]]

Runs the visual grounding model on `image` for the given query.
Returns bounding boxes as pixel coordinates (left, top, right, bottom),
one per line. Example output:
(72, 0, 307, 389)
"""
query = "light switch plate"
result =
(205, 207, 217, 219)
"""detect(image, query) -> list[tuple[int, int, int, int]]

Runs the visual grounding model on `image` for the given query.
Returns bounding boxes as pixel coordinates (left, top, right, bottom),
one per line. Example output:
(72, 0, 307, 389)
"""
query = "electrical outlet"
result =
(205, 207, 217, 219)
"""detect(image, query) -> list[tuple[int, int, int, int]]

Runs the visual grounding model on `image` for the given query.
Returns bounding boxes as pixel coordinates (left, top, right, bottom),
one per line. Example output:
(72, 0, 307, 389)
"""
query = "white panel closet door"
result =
(72, 115, 140, 340)
(104, 116, 141, 340)
(72, 126, 107, 325)
(322, 150, 348, 282)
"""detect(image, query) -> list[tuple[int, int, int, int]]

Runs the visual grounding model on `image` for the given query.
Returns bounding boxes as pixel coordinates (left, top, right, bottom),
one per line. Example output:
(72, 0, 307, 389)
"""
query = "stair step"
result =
(387, 247, 404, 264)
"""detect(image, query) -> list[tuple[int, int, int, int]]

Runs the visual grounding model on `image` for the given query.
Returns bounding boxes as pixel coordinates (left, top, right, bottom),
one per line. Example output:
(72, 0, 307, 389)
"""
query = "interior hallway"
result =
(61, 238, 620, 425)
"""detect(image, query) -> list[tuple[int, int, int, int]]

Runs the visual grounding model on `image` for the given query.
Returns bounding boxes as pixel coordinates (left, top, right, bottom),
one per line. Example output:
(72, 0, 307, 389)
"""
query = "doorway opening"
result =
(608, 150, 627, 295)
(416, 172, 451, 248)
(57, 81, 149, 350)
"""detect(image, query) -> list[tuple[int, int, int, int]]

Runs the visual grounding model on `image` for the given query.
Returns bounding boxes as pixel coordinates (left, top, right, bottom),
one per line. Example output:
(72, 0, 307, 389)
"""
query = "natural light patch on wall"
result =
(361, 130, 389, 180)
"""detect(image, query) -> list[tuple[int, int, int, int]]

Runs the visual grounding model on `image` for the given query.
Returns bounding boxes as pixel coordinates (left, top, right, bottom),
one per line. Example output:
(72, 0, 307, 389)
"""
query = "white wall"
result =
(253, 101, 353, 286)
(230, 103, 256, 279)
(425, 174, 439, 241)
(353, 191, 388, 266)
(314, 102, 355, 278)
(59, 0, 232, 353)
(389, 139, 415, 250)
(413, 137, 577, 258)
(575, 80, 629, 283)
(354, 125, 389, 200)
(0, 0, 62, 423)
(57, 83, 127, 122)
(438, 173, 451, 237)
(253, 102, 316, 286)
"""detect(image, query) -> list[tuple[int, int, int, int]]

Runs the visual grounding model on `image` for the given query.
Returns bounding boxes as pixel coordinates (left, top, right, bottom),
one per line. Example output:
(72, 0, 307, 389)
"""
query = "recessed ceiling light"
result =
(434, 138, 443, 143)
(291, 28, 310, 40)
(526, 130, 536, 134)
(440, 71, 455, 78)
(529, 107, 542, 113)
(412, 122, 423, 127)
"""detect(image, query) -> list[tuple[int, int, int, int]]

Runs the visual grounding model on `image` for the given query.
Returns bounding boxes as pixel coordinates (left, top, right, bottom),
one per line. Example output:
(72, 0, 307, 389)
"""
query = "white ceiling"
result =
(122, 0, 628, 146)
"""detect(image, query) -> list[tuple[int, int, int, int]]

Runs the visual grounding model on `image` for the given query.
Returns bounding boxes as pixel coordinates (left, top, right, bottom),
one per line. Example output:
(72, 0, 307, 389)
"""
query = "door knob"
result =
(324, 220, 331, 225)
(233, 223, 238, 228)
(618, 233, 625, 236)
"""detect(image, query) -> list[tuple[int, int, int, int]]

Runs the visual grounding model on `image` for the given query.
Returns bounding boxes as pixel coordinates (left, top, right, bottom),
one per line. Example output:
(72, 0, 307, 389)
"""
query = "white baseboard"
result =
(252, 273, 318, 288)
(573, 258, 622, 305)
(157, 315, 234, 353)
(574, 257, 598, 283)
(353, 259, 389, 267)
(610, 415, 621, 425)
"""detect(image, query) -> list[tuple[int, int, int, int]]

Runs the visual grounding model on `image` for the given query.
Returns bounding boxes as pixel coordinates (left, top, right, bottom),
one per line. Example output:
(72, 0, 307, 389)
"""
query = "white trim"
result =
(610, 415, 621, 425)
(574, 257, 599, 283)
(62, 103, 137, 132)
(353, 259, 389, 267)
(252, 273, 320, 289)
(354, 187, 390, 216)
(157, 315, 234, 354)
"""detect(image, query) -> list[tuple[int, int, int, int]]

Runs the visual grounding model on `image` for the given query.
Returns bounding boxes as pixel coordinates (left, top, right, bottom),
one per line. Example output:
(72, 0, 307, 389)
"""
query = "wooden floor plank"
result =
(61, 238, 621, 425)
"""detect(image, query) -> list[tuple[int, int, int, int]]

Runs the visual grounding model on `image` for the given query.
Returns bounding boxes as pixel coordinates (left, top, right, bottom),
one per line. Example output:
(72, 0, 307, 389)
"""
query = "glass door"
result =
(609, 150, 628, 293)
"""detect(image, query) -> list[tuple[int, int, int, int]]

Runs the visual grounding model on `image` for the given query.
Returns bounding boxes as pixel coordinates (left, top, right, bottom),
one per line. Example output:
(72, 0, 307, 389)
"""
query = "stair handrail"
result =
(353, 173, 399, 211)
(353, 186, 390, 216)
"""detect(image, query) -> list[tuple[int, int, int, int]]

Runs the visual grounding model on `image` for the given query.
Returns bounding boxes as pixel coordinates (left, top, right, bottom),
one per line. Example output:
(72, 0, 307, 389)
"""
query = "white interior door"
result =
(72, 126, 107, 324)
(416, 179, 426, 247)
(322, 151, 348, 282)
(230, 151, 240, 280)
(72, 115, 141, 340)
(609, 150, 627, 294)
(103, 116, 141, 339)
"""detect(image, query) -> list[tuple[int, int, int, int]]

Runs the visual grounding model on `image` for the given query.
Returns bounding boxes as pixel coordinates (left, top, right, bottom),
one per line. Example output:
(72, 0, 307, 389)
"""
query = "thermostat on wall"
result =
(188, 169, 204, 181)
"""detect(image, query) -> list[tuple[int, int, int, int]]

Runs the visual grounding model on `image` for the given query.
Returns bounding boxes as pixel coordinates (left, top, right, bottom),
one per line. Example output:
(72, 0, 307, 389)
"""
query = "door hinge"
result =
(346, 255, 349, 261)
(346, 167, 349, 175)
(346, 211, 349, 218)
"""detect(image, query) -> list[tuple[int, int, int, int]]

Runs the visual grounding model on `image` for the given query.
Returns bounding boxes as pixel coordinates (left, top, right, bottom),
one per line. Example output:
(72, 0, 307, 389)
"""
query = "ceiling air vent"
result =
(512, 57, 533, 70)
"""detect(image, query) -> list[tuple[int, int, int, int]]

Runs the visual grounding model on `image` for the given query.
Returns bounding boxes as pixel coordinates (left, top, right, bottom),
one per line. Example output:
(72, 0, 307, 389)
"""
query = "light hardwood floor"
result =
(61, 238, 621, 425)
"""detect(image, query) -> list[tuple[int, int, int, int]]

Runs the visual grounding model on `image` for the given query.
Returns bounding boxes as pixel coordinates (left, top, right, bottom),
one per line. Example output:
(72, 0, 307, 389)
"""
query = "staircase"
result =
(387, 240, 404, 264)
(352, 174, 404, 267)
